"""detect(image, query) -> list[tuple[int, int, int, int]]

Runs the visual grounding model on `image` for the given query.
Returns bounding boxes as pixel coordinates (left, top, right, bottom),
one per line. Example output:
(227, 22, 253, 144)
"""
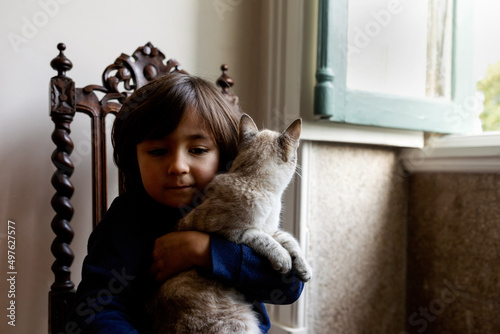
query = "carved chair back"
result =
(48, 42, 237, 333)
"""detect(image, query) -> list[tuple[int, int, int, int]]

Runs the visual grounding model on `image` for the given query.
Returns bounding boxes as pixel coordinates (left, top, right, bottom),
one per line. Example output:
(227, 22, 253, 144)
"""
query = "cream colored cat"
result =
(148, 114, 312, 334)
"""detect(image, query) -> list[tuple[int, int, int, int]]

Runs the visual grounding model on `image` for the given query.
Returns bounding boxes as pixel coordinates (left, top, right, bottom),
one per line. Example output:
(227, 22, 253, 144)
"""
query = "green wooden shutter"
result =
(314, 0, 475, 134)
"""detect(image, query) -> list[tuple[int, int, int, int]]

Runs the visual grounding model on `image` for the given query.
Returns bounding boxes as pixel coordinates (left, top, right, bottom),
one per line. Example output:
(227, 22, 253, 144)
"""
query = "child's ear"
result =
(239, 114, 258, 143)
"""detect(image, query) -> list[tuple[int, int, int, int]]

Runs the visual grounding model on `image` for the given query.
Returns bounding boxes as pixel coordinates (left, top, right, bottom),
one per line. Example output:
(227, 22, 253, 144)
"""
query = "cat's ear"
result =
(282, 118, 302, 147)
(279, 119, 301, 162)
(239, 114, 258, 143)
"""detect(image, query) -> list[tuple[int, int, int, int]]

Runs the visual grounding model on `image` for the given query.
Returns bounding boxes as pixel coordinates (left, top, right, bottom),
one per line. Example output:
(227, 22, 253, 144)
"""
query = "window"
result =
(314, 0, 477, 134)
(474, 0, 500, 132)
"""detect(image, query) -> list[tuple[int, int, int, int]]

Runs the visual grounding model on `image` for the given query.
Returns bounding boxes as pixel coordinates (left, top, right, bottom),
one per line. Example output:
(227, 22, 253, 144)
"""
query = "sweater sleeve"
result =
(69, 195, 160, 334)
(209, 234, 304, 304)
(71, 260, 145, 334)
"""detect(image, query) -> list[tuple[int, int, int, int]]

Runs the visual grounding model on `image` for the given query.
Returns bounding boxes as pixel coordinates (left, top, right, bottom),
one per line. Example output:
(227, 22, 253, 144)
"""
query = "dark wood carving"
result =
(217, 64, 239, 106)
(76, 42, 188, 229)
(49, 42, 237, 333)
(49, 43, 76, 334)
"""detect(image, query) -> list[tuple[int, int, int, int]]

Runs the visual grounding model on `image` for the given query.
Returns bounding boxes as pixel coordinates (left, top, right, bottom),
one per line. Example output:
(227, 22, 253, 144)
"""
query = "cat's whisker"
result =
(294, 164, 303, 179)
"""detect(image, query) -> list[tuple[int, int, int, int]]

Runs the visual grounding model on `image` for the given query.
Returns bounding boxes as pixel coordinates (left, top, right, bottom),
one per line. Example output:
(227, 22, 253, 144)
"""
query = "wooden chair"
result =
(48, 42, 238, 333)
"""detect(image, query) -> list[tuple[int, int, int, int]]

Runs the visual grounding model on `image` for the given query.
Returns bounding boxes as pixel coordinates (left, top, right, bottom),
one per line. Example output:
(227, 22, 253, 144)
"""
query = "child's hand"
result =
(151, 231, 212, 283)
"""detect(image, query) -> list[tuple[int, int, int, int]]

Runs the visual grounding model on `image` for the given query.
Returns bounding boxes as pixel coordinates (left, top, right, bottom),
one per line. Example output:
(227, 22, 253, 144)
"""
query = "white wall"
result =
(0, 1, 268, 333)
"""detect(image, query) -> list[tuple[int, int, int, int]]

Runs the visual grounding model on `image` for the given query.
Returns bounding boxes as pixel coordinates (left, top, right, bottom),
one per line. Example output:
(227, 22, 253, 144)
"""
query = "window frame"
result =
(314, 0, 476, 134)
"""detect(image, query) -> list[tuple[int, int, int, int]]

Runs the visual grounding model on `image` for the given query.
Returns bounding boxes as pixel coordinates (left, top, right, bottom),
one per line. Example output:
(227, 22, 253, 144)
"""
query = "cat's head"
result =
(230, 114, 301, 190)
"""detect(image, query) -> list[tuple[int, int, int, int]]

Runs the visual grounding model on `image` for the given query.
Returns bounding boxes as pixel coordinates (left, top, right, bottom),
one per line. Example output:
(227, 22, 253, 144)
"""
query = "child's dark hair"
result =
(112, 73, 241, 193)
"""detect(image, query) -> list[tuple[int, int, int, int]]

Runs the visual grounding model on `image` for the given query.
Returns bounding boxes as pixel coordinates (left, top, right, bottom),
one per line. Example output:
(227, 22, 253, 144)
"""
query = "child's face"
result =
(136, 108, 220, 208)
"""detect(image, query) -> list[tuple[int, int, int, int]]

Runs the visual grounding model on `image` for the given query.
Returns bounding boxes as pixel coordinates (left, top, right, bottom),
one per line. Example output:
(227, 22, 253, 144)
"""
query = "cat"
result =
(147, 114, 312, 334)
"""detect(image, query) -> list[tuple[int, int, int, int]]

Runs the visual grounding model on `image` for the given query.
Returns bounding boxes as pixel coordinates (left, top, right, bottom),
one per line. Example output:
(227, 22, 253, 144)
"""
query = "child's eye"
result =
(190, 148, 209, 155)
(148, 149, 167, 156)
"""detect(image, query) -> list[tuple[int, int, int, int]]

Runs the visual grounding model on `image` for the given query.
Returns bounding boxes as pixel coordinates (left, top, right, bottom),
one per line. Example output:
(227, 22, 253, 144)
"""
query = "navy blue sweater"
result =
(70, 191, 304, 333)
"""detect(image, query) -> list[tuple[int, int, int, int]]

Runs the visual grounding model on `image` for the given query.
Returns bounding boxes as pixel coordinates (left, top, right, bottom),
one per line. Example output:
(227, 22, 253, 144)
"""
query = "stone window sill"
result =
(400, 132, 500, 173)
(302, 121, 424, 148)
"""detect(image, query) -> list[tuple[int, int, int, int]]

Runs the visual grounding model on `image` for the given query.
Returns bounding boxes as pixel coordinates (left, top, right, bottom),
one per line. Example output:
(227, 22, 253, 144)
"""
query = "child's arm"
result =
(151, 231, 212, 282)
(70, 226, 151, 334)
(151, 232, 304, 304)
(70, 195, 162, 333)
(209, 234, 304, 304)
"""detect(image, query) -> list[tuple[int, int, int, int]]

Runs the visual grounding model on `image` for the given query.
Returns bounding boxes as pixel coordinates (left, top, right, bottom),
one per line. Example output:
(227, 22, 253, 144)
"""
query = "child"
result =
(70, 73, 305, 333)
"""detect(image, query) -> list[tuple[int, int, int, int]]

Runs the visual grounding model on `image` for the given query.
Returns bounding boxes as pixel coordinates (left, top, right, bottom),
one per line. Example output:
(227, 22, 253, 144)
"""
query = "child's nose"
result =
(167, 152, 189, 175)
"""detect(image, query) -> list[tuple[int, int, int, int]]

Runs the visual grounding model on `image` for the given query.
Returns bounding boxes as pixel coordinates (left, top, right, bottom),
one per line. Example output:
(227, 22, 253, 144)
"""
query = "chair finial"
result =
(51, 43, 73, 77)
(216, 64, 234, 93)
(216, 64, 238, 106)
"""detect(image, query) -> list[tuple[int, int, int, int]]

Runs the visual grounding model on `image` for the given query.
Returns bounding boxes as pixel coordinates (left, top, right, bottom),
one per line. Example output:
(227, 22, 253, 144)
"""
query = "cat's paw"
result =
(292, 256, 312, 282)
(269, 246, 293, 274)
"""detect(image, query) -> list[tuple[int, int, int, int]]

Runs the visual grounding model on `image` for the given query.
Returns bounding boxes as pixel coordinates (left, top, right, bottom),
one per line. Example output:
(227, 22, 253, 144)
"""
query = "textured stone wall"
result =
(407, 173, 500, 334)
(305, 141, 408, 333)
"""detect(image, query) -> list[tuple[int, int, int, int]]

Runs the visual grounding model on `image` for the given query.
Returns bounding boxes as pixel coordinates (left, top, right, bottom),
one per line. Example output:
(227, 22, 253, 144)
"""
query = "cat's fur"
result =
(148, 114, 312, 334)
